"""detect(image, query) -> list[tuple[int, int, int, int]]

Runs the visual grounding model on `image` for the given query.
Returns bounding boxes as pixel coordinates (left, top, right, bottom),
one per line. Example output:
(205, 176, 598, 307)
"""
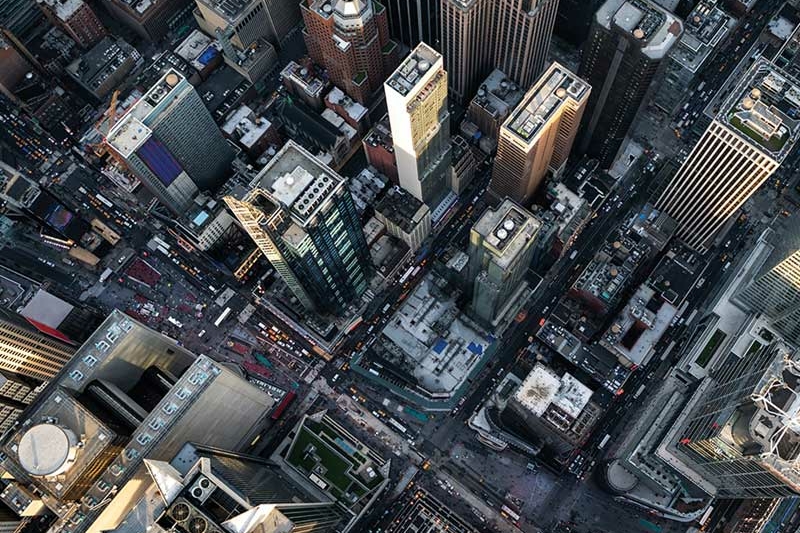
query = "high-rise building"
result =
(383, 0, 439, 50)
(374, 186, 431, 252)
(37, 0, 106, 48)
(663, 340, 800, 498)
(0, 0, 42, 39)
(112, 442, 344, 532)
(104, 0, 192, 41)
(301, 0, 399, 104)
(554, 0, 604, 45)
(193, 0, 290, 82)
(440, 0, 558, 104)
(657, 59, 800, 251)
(440, 0, 494, 105)
(468, 199, 540, 327)
(735, 228, 800, 347)
(0, 308, 75, 433)
(0, 310, 276, 532)
(107, 69, 235, 214)
(224, 141, 372, 316)
(578, 0, 682, 168)
(489, 62, 590, 204)
(385, 42, 451, 207)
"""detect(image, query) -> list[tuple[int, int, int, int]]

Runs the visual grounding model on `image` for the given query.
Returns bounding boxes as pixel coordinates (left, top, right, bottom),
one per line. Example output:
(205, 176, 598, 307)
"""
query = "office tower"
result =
(467, 69, 524, 142)
(664, 340, 800, 498)
(440, 0, 494, 104)
(0, 0, 42, 38)
(385, 42, 451, 208)
(440, 0, 558, 105)
(735, 228, 800, 346)
(374, 186, 431, 252)
(0, 308, 75, 433)
(657, 59, 800, 251)
(578, 0, 682, 168)
(0, 310, 276, 532)
(107, 69, 235, 214)
(554, 0, 604, 45)
(104, 0, 191, 41)
(262, 0, 303, 44)
(224, 141, 372, 316)
(468, 199, 540, 327)
(113, 442, 344, 532)
(493, 0, 559, 90)
(193, 0, 285, 82)
(37, 0, 106, 48)
(301, 0, 399, 105)
(383, 0, 440, 50)
(489, 62, 590, 204)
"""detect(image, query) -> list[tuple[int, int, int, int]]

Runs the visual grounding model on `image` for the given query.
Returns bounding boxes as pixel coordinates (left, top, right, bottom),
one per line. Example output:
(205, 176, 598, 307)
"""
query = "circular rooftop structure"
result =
(418, 60, 430, 73)
(18, 424, 78, 477)
(750, 88, 762, 100)
(503, 219, 515, 231)
(742, 97, 755, 110)
(633, 28, 645, 39)
(496, 228, 508, 240)
(165, 73, 180, 87)
(556, 88, 567, 98)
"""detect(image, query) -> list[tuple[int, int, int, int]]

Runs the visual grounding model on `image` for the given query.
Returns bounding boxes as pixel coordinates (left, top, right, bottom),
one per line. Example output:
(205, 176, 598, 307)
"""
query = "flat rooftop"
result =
(597, 0, 682, 59)
(670, 1, 734, 73)
(504, 62, 588, 144)
(222, 105, 272, 148)
(66, 37, 135, 91)
(375, 187, 428, 233)
(386, 42, 441, 97)
(327, 86, 368, 123)
(281, 61, 326, 98)
(39, 0, 84, 20)
(196, 0, 254, 21)
(106, 115, 152, 158)
(470, 69, 524, 124)
(472, 199, 540, 270)
(514, 363, 592, 419)
(249, 141, 345, 226)
(720, 57, 800, 161)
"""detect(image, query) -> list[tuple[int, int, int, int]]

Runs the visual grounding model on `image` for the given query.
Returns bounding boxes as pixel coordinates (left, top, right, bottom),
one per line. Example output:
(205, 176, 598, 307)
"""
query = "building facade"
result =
(385, 42, 451, 207)
(489, 62, 590, 204)
(0, 0, 42, 39)
(657, 59, 800, 251)
(554, 0, 604, 45)
(578, 0, 682, 168)
(105, 0, 193, 41)
(468, 199, 540, 327)
(107, 69, 235, 213)
(383, 0, 439, 50)
(225, 141, 372, 316)
(38, 0, 105, 48)
(302, 0, 398, 104)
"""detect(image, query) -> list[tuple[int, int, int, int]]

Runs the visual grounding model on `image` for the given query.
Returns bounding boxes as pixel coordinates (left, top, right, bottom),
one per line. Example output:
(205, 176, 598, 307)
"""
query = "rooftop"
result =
(597, 0, 683, 59)
(386, 42, 441, 97)
(472, 199, 540, 270)
(281, 61, 326, 98)
(470, 69, 524, 125)
(514, 363, 592, 419)
(374, 187, 428, 233)
(670, 1, 734, 73)
(38, 0, 85, 20)
(363, 115, 393, 152)
(327, 86, 368, 122)
(174, 29, 220, 71)
(221, 105, 272, 148)
(196, 0, 255, 22)
(384, 489, 478, 533)
(721, 57, 800, 161)
(249, 141, 346, 226)
(66, 37, 137, 91)
(504, 62, 589, 143)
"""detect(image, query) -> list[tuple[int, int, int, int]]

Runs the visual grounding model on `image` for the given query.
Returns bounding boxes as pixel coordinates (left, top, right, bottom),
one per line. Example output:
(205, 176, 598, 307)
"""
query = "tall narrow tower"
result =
(440, 0, 494, 104)
(385, 42, 451, 208)
(225, 141, 372, 316)
(657, 58, 800, 251)
(489, 62, 590, 204)
(578, 0, 682, 167)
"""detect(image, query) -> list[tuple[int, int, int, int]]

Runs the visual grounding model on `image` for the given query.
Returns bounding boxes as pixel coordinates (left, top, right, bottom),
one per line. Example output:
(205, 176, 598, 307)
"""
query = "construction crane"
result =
(88, 90, 122, 159)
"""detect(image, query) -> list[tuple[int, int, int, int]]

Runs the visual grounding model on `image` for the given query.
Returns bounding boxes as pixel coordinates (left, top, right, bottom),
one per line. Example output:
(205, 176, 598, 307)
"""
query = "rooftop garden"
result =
(695, 329, 726, 368)
(729, 114, 788, 153)
(382, 40, 398, 55)
(353, 71, 367, 85)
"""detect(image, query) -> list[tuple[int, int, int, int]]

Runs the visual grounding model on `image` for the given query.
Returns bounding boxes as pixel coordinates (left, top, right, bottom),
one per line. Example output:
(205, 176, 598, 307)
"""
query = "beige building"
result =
(440, 0, 559, 104)
(657, 58, 800, 252)
(489, 62, 590, 204)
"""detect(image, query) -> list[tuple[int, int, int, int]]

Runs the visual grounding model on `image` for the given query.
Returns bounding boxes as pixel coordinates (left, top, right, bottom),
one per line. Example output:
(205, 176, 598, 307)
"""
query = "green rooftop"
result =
(729, 114, 788, 153)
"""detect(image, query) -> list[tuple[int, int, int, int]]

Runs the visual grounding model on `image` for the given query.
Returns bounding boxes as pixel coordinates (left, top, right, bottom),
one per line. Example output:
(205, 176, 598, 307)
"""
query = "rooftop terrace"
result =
(597, 0, 682, 59)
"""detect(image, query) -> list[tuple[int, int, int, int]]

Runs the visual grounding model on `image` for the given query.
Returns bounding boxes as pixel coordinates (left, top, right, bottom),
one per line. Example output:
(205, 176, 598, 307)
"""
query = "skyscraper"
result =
(0, 308, 75, 433)
(489, 62, 590, 204)
(383, 0, 439, 50)
(468, 199, 540, 327)
(113, 442, 344, 533)
(107, 69, 235, 213)
(37, 0, 106, 48)
(657, 58, 800, 251)
(301, 0, 399, 104)
(385, 42, 451, 208)
(0, 0, 42, 39)
(663, 340, 800, 498)
(440, 0, 559, 104)
(225, 141, 372, 316)
(735, 228, 800, 347)
(0, 310, 276, 532)
(554, 0, 604, 45)
(578, 0, 682, 168)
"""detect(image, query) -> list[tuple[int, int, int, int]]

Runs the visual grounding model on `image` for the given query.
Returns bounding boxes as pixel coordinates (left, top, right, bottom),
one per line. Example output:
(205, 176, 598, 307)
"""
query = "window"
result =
(83, 355, 98, 367)
(70, 370, 84, 382)
(136, 433, 153, 445)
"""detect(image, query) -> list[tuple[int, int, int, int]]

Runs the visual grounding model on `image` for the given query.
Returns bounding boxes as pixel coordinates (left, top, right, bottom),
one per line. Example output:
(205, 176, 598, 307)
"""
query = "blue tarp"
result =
(433, 338, 447, 354)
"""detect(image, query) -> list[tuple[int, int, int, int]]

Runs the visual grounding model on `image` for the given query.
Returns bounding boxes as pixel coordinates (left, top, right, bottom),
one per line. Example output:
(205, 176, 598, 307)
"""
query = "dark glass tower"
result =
(554, 0, 604, 45)
(383, 0, 440, 50)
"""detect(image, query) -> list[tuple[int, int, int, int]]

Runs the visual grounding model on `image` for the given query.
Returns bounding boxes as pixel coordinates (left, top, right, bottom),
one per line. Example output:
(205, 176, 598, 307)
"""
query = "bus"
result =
(398, 266, 414, 284)
(598, 434, 611, 450)
(167, 317, 183, 328)
(270, 391, 297, 420)
(500, 505, 520, 524)
(698, 505, 714, 527)
(214, 307, 231, 327)
(633, 384, 646, 399)
(387, 418, 407, 434)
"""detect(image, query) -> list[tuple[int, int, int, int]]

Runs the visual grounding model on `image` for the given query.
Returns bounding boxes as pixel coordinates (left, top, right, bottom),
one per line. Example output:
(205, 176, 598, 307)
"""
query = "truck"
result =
(226, 340, 250, 356)
(569, 250, 578, 261)
(99, 268, 113, 283)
